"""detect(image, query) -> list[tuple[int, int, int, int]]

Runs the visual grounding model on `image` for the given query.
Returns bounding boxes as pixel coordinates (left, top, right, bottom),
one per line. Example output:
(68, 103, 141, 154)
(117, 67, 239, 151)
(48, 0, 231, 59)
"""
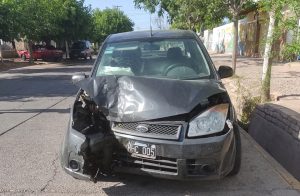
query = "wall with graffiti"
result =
(204, 19, 248, 54)
(212, 23, 234, 54)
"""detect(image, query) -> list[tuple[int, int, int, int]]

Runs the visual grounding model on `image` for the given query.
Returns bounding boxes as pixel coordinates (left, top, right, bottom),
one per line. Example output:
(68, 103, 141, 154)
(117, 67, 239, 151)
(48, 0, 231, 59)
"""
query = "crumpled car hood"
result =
(76, 75, 226, 122)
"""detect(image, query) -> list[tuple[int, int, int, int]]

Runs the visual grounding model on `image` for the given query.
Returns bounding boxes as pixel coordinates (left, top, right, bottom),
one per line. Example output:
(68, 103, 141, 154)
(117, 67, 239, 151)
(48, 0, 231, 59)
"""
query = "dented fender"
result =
(60, 106, 90, 180)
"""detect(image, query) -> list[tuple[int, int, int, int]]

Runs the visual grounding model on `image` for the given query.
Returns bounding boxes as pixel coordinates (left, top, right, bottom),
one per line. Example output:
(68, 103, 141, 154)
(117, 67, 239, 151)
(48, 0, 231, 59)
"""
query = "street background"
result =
(0, 57, 299, 195)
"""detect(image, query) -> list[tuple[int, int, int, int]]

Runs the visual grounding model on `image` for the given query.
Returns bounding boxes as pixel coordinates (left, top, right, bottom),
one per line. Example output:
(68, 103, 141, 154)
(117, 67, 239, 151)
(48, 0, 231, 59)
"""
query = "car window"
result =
(95, 39, 211, 80)
(86, 41, 91, 49)
(72, 42, 86, 49)
(46, 45, 56, 50)
(32, 45, 42, 51)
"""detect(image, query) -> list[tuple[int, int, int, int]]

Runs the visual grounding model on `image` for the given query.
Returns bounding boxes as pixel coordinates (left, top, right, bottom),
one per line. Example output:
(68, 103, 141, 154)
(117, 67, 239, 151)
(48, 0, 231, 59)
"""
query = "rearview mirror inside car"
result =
(72, 73, 87, 85)
(218, 66, 233, 79)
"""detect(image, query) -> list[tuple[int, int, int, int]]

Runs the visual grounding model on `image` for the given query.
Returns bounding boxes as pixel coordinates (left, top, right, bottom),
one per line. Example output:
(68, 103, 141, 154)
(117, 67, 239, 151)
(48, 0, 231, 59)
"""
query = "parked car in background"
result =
(61, 30, 241, 182)
(17, 45, 63, 61)
(70, 40, 93, 60)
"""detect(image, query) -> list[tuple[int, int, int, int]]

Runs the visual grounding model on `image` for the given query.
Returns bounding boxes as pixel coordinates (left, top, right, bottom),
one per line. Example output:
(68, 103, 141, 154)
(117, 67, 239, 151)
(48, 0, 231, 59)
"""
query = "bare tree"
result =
(226, 0, 247, 74)
(261, 8, 276, 102)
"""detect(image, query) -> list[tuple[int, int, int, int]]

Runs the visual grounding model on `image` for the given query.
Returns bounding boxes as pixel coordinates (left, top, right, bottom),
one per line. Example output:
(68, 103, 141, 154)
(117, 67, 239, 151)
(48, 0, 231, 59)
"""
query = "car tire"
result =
(84, 54, 87, 60)
(227, 124, 241, 176)
(21, 54, 26, 61)
(89, 54, 92, 60)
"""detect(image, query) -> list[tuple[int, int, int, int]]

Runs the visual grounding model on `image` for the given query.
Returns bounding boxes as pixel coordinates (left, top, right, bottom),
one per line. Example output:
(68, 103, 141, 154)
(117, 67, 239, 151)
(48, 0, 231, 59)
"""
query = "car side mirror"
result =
(218, 66, 233, 79)
(72, 73, 87, 84)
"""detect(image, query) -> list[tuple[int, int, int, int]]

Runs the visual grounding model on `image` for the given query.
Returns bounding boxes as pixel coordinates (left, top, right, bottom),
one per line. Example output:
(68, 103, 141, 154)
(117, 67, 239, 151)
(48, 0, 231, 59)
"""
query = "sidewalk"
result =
(210, 54, 300, 114)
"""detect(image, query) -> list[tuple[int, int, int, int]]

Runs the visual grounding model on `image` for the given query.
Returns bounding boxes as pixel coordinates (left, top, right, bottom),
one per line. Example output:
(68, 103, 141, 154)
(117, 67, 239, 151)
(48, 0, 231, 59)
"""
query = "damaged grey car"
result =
(61, 30, 241, 181)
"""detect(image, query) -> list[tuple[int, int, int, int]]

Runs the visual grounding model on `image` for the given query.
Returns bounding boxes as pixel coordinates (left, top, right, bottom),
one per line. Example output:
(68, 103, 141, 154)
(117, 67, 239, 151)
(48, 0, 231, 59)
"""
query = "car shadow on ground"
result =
(99, 173, 238, 195)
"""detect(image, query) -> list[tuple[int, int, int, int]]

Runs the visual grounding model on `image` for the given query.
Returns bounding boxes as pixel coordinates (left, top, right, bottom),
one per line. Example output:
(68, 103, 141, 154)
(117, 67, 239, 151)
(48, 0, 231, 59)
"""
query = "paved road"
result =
(0, 60, 299, 195)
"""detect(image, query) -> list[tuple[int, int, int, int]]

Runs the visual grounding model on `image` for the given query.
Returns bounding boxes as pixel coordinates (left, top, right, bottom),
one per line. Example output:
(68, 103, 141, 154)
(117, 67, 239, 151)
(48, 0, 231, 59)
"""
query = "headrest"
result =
(167, 47, 183, 59)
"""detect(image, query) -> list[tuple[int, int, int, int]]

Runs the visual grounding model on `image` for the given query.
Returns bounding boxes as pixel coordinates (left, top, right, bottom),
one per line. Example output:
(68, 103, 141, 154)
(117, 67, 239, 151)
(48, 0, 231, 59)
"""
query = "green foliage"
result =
(58, 0, 92, 42)
(240, 96, 261, 130)
(0, 0, 21, 42)
(91, 8, 134, 43)
(0, 0, 92, 43)
(14, 0, 56, 41)
(134, 0, 228, 31)
(259, 0, 300, 100)
(235, 77, 261, 130)
(283, 42, 300, 61)
(259, 0, 300, 38)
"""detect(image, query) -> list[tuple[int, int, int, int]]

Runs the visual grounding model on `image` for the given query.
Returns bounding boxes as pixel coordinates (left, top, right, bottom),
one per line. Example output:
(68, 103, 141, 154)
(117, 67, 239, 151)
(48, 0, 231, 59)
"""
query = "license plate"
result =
(127, 141, 156, 159)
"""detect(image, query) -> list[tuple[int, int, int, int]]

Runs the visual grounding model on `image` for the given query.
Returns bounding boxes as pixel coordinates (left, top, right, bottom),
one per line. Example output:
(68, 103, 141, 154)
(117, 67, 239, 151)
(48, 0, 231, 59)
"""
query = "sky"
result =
(84, 0, 169, 31)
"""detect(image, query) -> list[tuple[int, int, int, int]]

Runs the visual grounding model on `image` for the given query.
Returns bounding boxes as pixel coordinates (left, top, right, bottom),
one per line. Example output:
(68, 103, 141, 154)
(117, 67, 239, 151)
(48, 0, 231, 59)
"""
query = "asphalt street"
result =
(0, 60, 299, 195)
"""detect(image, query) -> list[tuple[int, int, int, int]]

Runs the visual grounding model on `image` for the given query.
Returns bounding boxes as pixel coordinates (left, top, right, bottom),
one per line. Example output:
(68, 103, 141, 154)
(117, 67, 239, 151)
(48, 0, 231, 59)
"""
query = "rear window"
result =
(72, 42, 86, 49)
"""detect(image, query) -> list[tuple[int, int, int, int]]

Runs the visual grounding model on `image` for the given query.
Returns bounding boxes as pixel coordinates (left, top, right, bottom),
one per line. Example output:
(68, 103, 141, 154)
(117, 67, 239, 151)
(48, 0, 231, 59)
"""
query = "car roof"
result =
(107, 30, 197, 43)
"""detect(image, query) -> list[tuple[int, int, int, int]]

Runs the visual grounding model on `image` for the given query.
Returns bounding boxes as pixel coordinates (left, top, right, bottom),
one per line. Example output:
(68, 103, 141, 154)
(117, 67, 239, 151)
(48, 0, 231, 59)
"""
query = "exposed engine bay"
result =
(71, 90, 118, 181)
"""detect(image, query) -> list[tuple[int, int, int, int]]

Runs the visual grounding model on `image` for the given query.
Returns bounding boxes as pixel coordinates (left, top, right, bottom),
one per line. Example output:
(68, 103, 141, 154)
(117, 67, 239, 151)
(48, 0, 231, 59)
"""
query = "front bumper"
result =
(61, 119, 237, 181)
(113, 127, 236, 180)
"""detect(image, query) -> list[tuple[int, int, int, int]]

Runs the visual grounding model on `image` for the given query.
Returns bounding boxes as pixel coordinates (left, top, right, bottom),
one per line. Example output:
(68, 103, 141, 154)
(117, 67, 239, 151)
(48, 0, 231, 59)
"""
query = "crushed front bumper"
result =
(61, 119, 237, 181)
(112, 127, 236, 180)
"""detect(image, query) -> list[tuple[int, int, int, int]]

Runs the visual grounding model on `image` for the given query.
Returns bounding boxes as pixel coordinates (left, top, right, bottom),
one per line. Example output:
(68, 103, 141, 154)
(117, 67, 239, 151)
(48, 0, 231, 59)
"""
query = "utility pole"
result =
(113, 5, 122, 30)
(113, 5, 122, 13)
(113, 5, 122, 17)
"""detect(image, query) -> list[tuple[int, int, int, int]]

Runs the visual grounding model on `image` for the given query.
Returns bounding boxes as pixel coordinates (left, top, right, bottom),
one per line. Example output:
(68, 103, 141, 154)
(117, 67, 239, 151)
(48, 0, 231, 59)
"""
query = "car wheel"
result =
(89, 54, 92, 60)
(84, 54, 87, 60)
(21, 54, 26, 61)
(227, 124, 241, 176)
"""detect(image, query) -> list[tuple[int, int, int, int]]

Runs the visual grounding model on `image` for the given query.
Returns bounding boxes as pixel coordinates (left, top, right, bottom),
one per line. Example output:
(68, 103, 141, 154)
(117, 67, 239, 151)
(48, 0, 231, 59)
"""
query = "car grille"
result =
(112, 122, 182, 140)
(115, 153, 178, 174)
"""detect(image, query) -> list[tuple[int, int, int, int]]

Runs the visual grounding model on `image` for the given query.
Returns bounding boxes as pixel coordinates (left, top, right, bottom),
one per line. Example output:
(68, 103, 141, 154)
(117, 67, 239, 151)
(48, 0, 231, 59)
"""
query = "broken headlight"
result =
(188, 103, 229, 137)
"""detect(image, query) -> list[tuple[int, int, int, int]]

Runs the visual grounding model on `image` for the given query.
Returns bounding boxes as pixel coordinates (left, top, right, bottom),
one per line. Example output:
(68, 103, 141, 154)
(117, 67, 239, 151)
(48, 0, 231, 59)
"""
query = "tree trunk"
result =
(0, 44, 3, 64)
(254, 13, 261, 55)
(65, 40, 69, 59)
(27, 40, 34, 64)
(261, 9, 276, 102)
(297, 19, 300, 42)
(11, 39, 16, 50)
(232, 14, 239, 74)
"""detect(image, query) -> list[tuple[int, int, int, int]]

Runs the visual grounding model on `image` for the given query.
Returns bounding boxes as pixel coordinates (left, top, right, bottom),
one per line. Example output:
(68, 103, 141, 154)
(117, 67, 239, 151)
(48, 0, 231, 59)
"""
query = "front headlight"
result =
(188, 103, 229, 137)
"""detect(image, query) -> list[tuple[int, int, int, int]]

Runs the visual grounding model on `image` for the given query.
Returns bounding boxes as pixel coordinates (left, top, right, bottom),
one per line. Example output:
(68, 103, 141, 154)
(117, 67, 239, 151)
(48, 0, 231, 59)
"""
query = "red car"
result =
(18, 45, 64, 61)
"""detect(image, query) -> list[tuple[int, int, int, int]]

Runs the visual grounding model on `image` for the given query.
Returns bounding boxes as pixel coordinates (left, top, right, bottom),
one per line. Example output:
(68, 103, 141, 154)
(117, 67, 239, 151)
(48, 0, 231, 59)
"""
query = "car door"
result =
(33, 45, 43, 60)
